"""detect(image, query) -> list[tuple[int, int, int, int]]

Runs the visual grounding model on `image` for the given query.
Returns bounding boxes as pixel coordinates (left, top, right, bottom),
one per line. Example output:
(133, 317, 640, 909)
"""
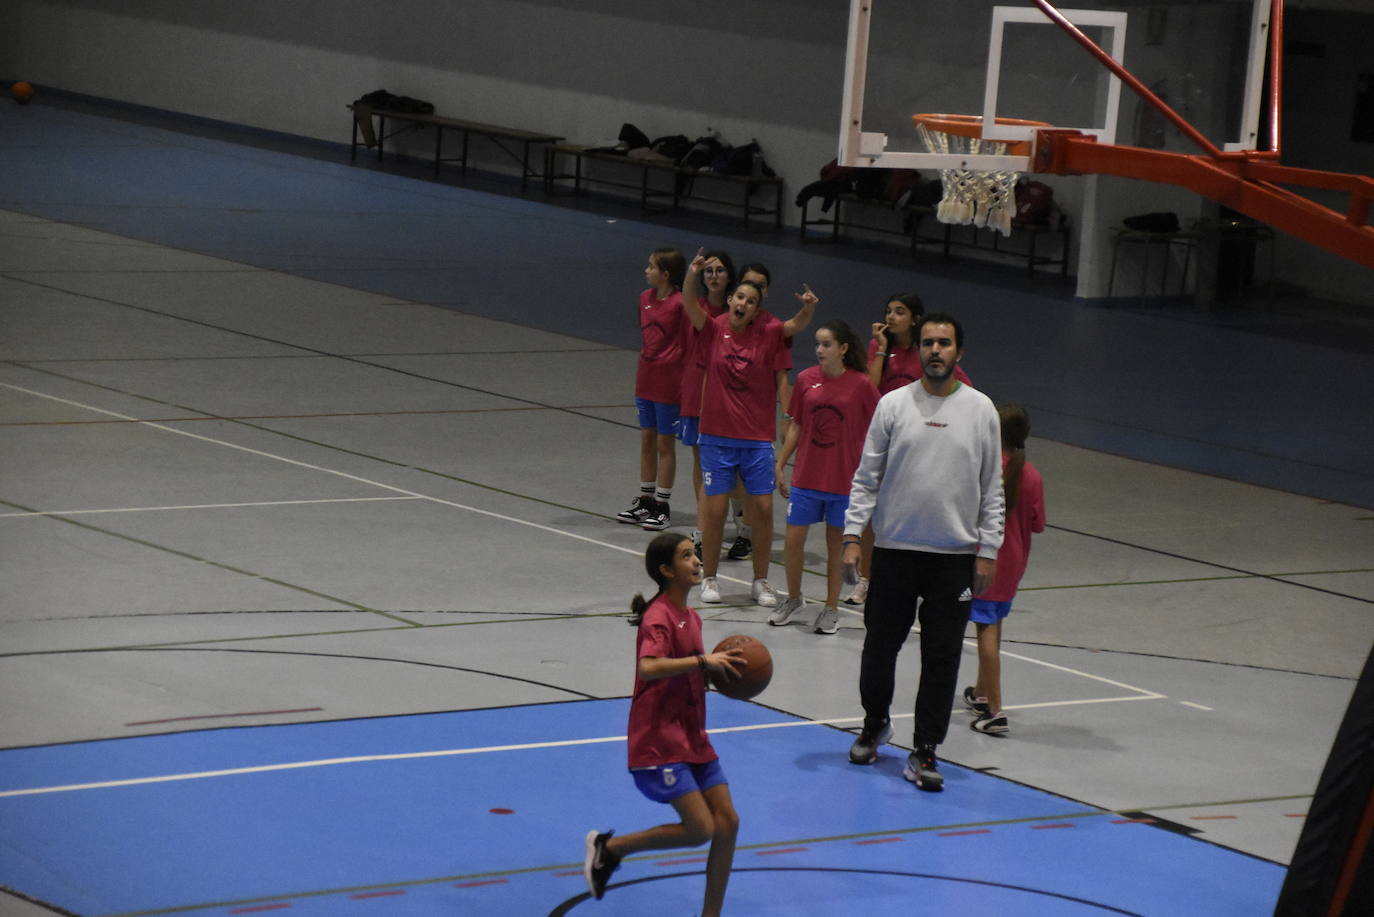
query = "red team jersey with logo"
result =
(697, 313, 789, 442)
(867, 338, 971, 394)
(626, 594, 717, 767)
(636, 289, 686, 404)
(678, 296, 726, 418)
(787, 366, 880, 494)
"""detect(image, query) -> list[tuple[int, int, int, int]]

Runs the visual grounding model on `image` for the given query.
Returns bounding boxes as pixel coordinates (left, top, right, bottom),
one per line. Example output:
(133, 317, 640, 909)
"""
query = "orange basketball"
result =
(11, 82, 34, 105)
(709, 634, 773, 700)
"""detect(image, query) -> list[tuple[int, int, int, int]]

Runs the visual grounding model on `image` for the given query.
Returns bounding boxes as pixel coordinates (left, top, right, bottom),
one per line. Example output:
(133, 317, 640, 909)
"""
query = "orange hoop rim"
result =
(912, 113, 1052, 156)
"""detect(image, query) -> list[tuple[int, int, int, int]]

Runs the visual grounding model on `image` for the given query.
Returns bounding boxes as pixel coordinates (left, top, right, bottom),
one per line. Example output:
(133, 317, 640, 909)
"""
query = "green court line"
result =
(0, 496, 415, 626)
(98, 792, 1311, 917)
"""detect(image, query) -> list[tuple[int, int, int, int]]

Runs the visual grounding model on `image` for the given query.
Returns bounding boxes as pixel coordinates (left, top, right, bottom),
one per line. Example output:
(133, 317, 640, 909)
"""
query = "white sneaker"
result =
(814, 605, 840, 635)
(751, 578, 777, 607)
(699, 576, 721, 604)
(844, 576, 869, 605)
(768, 596, 805, 626)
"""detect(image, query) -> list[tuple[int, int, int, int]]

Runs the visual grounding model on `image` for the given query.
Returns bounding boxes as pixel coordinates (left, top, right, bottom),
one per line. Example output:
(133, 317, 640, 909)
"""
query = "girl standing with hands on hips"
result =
(771, 320, 879, 634)
(583, 532, 745, 915)
(617, 248, 687, 532)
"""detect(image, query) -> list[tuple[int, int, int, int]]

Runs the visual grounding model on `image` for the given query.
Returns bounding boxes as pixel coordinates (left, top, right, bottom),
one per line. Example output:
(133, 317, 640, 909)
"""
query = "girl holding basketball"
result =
(771, 320, 879, 634)
(845, 293, 972, 606)
(616, 247, 688, 532)
(963, 404, 1045, 734)
(584, 532, 745, 915)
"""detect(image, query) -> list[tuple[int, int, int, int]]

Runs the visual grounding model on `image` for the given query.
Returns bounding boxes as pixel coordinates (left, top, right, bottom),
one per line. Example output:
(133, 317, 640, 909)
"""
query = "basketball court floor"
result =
(1, 101, 1372, 916)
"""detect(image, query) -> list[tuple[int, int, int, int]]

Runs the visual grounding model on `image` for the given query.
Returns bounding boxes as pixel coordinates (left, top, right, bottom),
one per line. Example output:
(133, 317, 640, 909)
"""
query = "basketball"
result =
(709, 634, 773, 700)
(11, 82, 34, 105)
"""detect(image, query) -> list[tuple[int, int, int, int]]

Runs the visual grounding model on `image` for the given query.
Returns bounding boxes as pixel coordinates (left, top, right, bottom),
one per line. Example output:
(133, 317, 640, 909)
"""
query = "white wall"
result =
(5, 0, 1370, 306)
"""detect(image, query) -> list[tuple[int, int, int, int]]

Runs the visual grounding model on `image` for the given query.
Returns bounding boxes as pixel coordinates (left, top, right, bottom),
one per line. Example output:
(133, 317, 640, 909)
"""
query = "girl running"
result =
(583, 533, 745, 915)
(771, 320, 879, 634)
(963, 404, 1046, 734)
(845, 292, 973, 606)
(617, 248, 688, 532)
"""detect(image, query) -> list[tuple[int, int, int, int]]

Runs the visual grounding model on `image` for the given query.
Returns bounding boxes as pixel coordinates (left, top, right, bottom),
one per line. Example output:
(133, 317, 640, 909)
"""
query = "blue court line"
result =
(0, 700, 1284, 916)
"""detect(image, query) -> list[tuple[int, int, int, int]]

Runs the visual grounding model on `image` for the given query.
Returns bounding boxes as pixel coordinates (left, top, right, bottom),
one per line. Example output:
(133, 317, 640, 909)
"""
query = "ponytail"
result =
(997, 404, 1030, 511)
(629, 533, 692, 624)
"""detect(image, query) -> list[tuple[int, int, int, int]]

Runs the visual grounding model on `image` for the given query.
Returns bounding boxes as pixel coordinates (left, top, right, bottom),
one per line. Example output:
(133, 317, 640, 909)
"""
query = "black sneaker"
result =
(971, 711, 1009, 735)
(847, 720, 893, 765)
(616, 496, 652, 525)
(903, 744, 944, 792)
(583, 829, 620, 899)
(962, 686, 990, 716)
(641, 501, 670, 531)
(726, 535, 752, 560)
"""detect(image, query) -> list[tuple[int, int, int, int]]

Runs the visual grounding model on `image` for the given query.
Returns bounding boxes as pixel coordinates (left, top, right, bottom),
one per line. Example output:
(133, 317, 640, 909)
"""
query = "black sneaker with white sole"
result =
(726, 535, 751, 560)
(847, 720, 893, 765)
(971, 711, 1009, 734)
(902, 744, 943, 792)
(962, 686, 990, 716)
(640, 501, 670, 531)
(583, 829, 620, 899)
(616, 496, 652, 525)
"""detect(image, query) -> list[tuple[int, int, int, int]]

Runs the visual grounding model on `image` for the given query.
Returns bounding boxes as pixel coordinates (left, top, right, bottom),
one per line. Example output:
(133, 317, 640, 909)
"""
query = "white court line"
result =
(0, 382, 763, 584)
(0, 496, 424, 518)
(0, 717, 854, 798)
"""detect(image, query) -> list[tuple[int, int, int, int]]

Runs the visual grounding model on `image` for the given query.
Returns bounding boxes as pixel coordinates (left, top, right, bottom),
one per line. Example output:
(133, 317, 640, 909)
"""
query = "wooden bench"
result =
(543, 144, 784, 228)
(800, 192, 1069, 277)
(349, 104, 563, 192)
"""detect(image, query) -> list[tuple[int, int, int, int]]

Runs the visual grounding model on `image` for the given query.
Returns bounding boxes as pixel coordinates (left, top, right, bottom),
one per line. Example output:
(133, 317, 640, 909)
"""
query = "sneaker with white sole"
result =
(699, 576, 721, 604)
(971, 711, 1009, 734)
(962, 686, 990, 716)
(727, 535, 752, 560)
(843, 576, 868, 605)
(902, 744, 944, 792)
(813, 605, 840, 635)
(616, 496, 652, 525)
(767, 595, 804, 626)
(640, 501, 670, 531)
(583, 829, 620, 900)
(750, 578, 777, 607)
(847, 720, 893, 764)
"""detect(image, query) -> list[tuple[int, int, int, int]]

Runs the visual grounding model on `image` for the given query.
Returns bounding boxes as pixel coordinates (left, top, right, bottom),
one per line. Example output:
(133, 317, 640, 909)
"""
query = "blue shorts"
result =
(677, 415, 701, 447)
(636, 398, 680, 436)
(631, 759, 728, 803)
(970, 598, 1012, 624)
(699, 440, 775, 496)
(787, 486, 849, 528)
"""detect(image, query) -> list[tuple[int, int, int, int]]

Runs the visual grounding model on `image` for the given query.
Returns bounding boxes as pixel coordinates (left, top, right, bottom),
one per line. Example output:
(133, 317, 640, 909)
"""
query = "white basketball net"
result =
(917, 122, 1020, 236)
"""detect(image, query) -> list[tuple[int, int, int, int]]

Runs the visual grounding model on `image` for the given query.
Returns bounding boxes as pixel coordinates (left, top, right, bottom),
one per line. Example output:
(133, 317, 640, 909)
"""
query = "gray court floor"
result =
(1, 110, 1372, 915)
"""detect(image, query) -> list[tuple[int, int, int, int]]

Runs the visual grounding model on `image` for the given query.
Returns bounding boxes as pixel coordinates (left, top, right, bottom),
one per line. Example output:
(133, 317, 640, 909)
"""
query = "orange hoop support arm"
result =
(1035, 133, 1374, 269)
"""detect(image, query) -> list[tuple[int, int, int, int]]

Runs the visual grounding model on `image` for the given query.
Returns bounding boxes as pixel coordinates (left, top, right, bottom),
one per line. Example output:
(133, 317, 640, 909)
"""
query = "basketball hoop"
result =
(913, 114, 1050, 236)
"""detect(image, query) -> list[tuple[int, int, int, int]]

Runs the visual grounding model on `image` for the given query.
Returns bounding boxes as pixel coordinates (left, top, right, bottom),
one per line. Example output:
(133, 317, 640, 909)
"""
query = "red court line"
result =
(125, 707, 323, 726)
(455, 879, 509, 888)
(856, 836, 905, 845)
(756, 847, 809, 856)
(1031, 823, 1077, 830)
(1286, 813, 1308, 818)
(938, 829, 993, 837)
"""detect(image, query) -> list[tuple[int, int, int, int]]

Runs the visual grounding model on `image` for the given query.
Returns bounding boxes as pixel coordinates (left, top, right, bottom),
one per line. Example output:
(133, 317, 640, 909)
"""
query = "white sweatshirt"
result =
(844, 381, 1005, 558)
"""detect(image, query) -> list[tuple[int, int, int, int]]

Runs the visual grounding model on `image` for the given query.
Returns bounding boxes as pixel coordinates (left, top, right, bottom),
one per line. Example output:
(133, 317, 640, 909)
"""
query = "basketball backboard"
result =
(839, 0, 1276, 172)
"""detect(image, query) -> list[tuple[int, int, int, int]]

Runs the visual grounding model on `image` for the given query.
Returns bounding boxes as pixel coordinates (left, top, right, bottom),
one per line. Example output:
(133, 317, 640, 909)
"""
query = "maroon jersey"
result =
(627, 594, 716, 767)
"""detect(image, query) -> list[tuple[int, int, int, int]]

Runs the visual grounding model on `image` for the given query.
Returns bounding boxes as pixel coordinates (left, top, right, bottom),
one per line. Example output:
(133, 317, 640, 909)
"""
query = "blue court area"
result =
(0, 699, 1283, 916)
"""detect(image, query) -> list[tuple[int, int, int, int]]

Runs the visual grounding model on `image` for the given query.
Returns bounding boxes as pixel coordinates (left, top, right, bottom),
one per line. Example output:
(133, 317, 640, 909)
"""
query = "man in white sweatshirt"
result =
(840, 311, 1004, 792)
